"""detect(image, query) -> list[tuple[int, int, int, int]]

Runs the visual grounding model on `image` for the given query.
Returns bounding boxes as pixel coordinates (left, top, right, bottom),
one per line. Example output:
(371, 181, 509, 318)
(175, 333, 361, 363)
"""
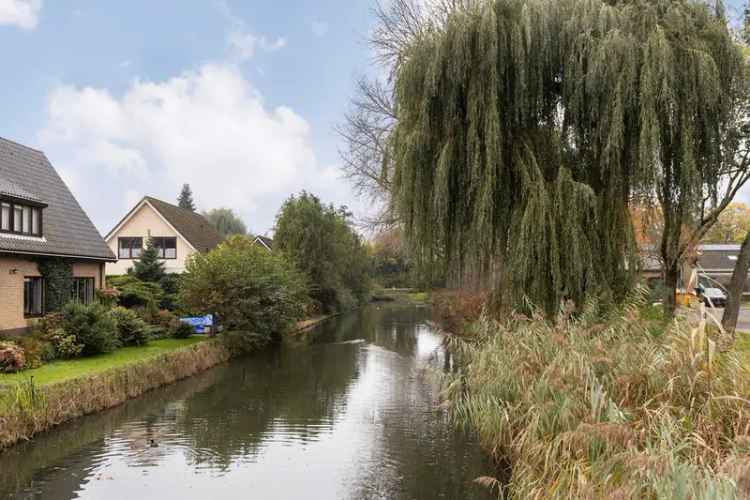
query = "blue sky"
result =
(0, 0, 377, 236)
(0, 0, 746, 237)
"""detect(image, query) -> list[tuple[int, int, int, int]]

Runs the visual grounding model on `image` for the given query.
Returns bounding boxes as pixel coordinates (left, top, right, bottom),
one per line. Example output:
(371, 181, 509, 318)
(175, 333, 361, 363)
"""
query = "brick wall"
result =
(0, 256, 106, 333)
(0, 256, 41, 331)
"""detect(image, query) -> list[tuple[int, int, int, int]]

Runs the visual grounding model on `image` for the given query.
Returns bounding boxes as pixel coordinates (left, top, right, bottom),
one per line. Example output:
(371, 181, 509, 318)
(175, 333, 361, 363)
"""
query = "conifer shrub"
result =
(110, 307, 150, 346)
(59, 303, 119, 356)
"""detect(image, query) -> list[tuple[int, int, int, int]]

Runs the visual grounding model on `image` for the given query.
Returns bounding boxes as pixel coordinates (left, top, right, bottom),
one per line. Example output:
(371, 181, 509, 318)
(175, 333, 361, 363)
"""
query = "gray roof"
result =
(696, 245, 741, 272)
(0, 137, 115, 261)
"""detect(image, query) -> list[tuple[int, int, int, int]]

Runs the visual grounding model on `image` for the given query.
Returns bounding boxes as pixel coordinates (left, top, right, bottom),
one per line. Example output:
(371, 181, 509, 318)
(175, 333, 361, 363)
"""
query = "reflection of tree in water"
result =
(0, 368, 223, 499)
(173, 337, 363, 471)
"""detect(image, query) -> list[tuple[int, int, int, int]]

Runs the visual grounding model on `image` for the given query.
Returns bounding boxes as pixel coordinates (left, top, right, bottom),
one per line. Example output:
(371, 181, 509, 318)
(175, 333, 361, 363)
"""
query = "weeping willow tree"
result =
(389, 0, 748, 315)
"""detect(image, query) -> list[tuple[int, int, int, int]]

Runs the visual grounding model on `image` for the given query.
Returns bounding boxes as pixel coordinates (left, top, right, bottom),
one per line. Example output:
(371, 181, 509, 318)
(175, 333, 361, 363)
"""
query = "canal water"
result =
(0, 306, 493, 500)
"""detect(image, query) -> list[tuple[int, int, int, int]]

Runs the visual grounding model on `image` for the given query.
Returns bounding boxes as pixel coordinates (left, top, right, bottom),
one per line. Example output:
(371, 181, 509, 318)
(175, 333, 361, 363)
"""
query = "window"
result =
(152, 237, 177, 259)
(0, 199, 43, 236)
(24, 277, 44, 317)
(72, 278, 95, 305)
(118, 237, 143, 259)
(1, 203, 9, 231)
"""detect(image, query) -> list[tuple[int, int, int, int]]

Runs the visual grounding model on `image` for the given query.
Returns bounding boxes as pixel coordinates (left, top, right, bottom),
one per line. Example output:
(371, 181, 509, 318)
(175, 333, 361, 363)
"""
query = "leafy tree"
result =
(180, 236, 308, 349)
(275, 192, 371, 313)
(178, 184, 196, 211)
(382, 0, 748, 315)
(203, 208, 247, 238)
(130, 238, 166, 283)
(703, 203, 750, 243)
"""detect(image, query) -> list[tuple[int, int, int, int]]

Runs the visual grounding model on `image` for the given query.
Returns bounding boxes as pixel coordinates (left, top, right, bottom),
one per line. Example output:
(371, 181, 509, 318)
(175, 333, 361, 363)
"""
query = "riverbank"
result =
(443, 299, 750, 498)
(0, 338, 231, 451)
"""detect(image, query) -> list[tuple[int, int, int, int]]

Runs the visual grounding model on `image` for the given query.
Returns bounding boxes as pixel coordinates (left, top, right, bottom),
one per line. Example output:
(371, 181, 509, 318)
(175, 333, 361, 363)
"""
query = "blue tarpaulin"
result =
(180, 314, 214, 334)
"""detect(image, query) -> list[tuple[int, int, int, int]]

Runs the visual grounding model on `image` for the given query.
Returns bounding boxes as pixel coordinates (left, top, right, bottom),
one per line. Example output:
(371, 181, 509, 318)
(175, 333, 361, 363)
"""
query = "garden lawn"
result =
(0, 337, 206, 387)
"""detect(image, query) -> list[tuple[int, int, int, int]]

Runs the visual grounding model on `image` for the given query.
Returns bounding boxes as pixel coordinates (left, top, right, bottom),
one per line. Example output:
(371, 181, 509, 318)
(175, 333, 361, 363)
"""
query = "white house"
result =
(105, 196, 223, 276)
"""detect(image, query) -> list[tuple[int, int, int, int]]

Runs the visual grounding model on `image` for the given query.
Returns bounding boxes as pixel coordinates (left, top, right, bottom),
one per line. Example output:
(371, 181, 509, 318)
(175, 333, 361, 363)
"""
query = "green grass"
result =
(0, 337, 206, 387)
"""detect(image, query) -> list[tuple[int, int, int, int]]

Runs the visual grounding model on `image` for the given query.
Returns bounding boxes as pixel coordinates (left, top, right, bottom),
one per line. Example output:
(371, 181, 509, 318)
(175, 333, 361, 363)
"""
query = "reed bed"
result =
(443, 294, 750, 498)
(0, 340, 231, 450)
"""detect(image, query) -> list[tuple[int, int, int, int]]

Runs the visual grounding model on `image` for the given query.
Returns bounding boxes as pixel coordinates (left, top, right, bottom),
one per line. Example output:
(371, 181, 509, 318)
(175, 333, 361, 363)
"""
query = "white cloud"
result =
(41, 63, 355, 234)
(228, 30, 286, 61)
(0, 0, 41, 29)
(310, 20, 328, 37)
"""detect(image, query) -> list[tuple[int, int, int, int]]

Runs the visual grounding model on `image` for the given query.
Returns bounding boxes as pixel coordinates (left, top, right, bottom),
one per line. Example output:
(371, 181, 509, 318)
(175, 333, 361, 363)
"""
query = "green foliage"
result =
(33, 312, 83, 359)
(131, 238, 166, 283)
(172, 322, 195, 339)
(274, 191, 371, 313)
(390, 0, 747, 315)
(107, 275, 164, 309)
(158, 273, 182, 311)
(180, 235, 308, 350)
(59, 303, 119, 356)
(177, 183, 196, 211)
(36, 258, 74, 313)
(203, 207, 247, 238)
(47, 330, 84, 359)
(109, 307, 151, 346)
(445, 292, 750, 497)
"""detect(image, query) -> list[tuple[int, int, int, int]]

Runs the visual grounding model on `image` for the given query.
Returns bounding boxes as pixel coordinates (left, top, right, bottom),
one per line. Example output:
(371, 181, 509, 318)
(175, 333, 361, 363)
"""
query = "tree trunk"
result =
(722, 232, 750, 334)
(663, 261, 679, 317)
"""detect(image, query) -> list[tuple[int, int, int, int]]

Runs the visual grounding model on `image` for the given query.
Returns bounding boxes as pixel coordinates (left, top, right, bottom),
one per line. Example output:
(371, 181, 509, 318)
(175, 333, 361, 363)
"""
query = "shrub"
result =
(47, 329, 84, 359)
(173, 321, 195, 339)
(0, 342, 25, 372)
(180, 236, 308, 351)
(159, 273, 182, 311)
(110, 307, 150, 346)
(60, 303, 119, 356)
(107, 275, 164, 309)
(13, 336, 54, 368)
(432, 289, 488, 333)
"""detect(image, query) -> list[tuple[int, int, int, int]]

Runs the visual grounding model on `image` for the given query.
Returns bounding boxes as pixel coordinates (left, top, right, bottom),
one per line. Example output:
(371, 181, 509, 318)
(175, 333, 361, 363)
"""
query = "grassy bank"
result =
(0, 338, 231, 451)
(444, 297, 750, 498)
(0, 337, 205, 387)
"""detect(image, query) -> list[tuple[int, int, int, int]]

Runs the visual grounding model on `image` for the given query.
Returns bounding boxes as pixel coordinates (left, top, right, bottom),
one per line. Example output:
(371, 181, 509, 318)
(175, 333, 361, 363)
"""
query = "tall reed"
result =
(444, 293, 750, 498)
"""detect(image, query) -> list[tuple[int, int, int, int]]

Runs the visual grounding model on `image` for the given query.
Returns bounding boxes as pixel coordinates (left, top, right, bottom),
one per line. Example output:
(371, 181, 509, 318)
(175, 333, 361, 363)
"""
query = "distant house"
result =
(105, 196, 223, 275)
(0, 137, 115, 335)
(253, 235, 273, 252)
(641, 244, 750, 295)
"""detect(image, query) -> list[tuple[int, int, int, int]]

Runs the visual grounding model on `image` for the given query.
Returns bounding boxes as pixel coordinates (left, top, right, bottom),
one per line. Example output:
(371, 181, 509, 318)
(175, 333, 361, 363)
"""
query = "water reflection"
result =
(0, 306, 491, 500)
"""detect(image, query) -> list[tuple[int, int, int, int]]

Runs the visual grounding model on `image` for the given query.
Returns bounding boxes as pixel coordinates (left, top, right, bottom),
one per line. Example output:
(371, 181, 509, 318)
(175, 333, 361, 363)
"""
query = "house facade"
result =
(0, 137, 115, 335)
(641, 244, 750, 295)
(105, 196, 223, 276)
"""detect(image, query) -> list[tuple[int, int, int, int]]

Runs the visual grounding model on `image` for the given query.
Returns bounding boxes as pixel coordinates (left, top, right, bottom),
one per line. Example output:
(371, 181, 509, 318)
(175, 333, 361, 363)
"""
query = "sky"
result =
(0, 0, 746, 238)
(0, 0, 378, 237)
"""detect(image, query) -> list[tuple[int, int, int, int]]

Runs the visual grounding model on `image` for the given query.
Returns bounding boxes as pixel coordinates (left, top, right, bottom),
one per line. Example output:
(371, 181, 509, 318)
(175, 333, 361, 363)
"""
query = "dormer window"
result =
(0, 198, 44, 236)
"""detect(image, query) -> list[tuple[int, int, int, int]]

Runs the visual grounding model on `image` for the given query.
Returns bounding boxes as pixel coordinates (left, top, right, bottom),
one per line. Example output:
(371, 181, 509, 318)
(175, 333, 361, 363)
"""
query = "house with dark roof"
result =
(0, 137, 116, 335)
(253, 234, 273, 252)
(105, 196, 223, 275)
(640, 243, 750, 296)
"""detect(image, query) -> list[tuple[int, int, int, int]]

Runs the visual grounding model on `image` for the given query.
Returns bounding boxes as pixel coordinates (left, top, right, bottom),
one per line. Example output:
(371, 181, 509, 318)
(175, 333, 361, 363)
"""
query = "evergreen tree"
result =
(177, 184, 196, 211)
(131, 238, 166, 283)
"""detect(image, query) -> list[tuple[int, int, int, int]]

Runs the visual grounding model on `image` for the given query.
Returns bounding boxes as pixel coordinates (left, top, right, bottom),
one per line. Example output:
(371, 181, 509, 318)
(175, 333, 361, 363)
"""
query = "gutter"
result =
(0, 249, 117, 262)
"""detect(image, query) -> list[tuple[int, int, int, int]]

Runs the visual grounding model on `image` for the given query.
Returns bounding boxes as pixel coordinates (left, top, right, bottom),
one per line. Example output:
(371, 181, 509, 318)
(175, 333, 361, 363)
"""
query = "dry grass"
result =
(444, 292, 750, 498)
(0, 340, 231, 451)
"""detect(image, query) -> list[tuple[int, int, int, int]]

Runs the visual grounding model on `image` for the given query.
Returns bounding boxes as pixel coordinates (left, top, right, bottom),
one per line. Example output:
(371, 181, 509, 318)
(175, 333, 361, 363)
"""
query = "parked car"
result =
(701, 287, 727, 308)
